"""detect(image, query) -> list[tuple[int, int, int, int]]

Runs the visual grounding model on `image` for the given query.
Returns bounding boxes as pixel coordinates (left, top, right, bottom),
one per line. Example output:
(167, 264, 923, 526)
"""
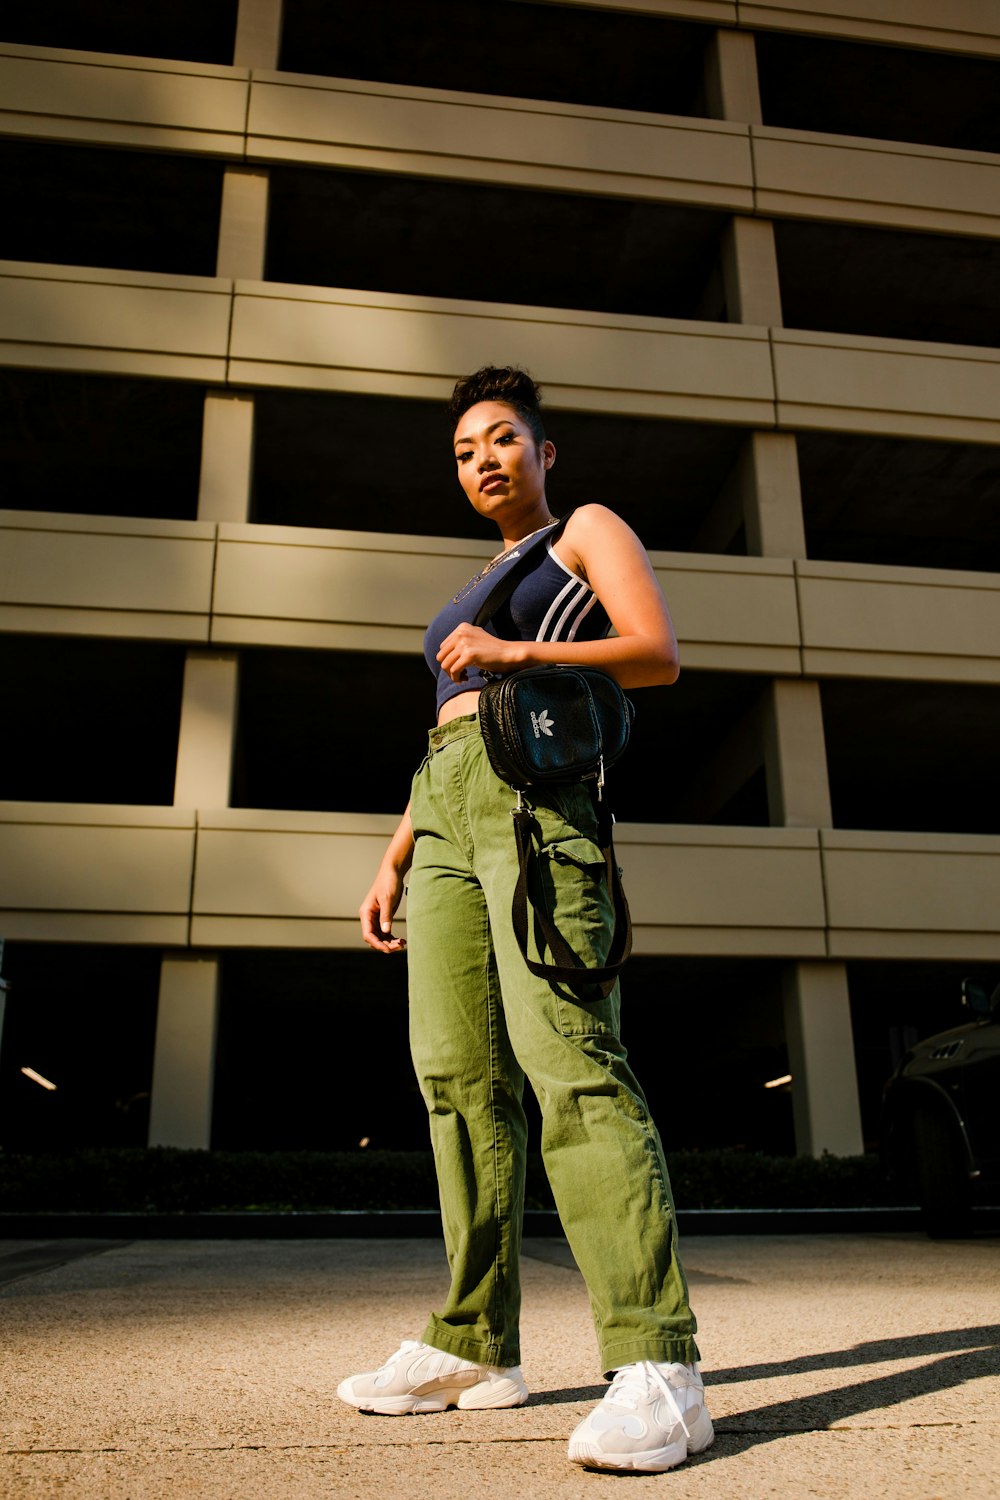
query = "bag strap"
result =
(473, 519, 567, 630)
(510, 794, 632, 1000)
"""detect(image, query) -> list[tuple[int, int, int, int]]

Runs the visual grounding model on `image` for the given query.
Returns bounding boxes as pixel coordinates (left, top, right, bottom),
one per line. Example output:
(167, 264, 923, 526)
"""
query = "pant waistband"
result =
(427, 712, 481, 754)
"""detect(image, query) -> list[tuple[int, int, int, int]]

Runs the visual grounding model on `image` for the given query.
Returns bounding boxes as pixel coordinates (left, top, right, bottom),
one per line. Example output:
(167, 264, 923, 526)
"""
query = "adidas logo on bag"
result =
(530, 709, 554, 739)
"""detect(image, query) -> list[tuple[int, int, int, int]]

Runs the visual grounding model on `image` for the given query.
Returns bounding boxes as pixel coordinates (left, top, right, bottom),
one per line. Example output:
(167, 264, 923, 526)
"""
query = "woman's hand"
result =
(359, 863, 407, 953)
(436, 624, 521, 683)
(359, 804, 414, 954)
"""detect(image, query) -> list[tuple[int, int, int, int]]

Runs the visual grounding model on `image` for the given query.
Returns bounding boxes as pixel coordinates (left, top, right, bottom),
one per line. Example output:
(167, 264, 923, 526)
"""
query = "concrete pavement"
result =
(1, 1231, 998, 1498)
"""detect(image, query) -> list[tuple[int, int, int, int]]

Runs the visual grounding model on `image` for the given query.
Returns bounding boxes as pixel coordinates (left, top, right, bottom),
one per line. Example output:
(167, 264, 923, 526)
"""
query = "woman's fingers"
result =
(359, 884, 406, 953)
(437, 624, 510, 680)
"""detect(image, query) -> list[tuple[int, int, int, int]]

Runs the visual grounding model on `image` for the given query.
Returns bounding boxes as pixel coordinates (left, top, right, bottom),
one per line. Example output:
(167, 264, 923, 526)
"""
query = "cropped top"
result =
(423, 520, 612, 714)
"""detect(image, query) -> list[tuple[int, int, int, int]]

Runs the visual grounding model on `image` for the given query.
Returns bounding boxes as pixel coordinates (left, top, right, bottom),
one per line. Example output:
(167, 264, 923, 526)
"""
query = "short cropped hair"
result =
(448, 366, 547, 447)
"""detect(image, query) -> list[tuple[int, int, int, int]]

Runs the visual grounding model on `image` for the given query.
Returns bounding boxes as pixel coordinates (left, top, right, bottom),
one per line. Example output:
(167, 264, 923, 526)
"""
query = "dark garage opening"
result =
(251, 388, 747, 553)
(234, 649, 769, 828)
(0, 0, 239, 64)
(0, 139, 224, 279)
(212, 950, 793, 1156)
(797, 431, 1000, 575)
(233, 649, 433, 817)
(822, 678, 1000, 837)
(0, 943, 160, 1150)
(279, 0, 711, 118)
(2, 637, 186, 806)
(266, 166, 727, 323)
(0, 368, 205, 522)
(776, 220, 1000, 351)
(757, 30, 1000, 155)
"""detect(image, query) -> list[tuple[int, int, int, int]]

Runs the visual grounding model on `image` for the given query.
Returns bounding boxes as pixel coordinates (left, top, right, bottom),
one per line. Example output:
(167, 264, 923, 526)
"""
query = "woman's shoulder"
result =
(560, 504, 640, 552)
(557, 505, 647, 585)
(560, 503, 627, 538)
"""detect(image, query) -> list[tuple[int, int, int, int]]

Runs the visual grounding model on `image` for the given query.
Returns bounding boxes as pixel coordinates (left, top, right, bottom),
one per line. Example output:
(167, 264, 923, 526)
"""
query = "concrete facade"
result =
(1, 0, 999, 1158)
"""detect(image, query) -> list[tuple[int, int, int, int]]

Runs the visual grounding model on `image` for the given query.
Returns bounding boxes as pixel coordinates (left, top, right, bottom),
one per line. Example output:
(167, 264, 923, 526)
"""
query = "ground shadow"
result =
(528, 1384, 607, 1407)
(535, 1325, 999, 1447)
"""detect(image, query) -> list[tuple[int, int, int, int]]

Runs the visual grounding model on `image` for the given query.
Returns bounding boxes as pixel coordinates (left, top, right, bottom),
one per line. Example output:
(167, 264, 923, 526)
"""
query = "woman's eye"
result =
(496, 432, 515, 445)
(456, 451, 472, 464)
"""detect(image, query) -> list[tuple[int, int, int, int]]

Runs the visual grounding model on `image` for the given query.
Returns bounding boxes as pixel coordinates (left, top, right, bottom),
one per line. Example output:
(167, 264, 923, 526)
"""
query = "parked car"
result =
(882, 978, 1000, 1237)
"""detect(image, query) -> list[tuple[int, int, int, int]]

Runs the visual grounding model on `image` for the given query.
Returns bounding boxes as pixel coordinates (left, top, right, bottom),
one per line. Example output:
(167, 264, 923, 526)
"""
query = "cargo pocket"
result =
(532, 834, 619, 1030)
(543, 836, 606, 872)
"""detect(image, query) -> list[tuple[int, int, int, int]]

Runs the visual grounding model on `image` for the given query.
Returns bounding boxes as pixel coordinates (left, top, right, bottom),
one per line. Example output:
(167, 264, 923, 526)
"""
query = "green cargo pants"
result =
(406, 713, 699, 1374)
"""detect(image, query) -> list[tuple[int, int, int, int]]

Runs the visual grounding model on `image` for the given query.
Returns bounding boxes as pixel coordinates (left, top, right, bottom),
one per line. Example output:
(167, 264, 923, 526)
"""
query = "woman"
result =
(339, 367, 713, 1474)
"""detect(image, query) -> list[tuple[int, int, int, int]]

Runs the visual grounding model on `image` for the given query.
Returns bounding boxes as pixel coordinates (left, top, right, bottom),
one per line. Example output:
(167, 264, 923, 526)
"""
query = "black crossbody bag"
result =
(472, 521, 634, 998)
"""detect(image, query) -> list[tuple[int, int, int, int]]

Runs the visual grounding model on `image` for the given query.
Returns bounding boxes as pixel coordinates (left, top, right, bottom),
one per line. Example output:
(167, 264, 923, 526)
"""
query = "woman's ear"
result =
(542, 440, 556, 470)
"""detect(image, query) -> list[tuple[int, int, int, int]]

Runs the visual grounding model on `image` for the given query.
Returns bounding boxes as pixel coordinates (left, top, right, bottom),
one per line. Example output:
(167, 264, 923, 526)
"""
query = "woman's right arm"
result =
(359, 802, 415, 954)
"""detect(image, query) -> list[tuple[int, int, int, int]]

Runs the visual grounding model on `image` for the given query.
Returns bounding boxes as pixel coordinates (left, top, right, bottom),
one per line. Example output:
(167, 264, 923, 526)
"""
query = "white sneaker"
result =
(568, 1360, 714, 1472)
(336, 1339, 529, 1415)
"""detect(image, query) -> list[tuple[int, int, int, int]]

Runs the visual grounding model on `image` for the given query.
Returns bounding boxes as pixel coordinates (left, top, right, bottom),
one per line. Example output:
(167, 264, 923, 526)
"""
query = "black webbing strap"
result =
(510, 795, 633, 1000)
(473, 519, 567, 630)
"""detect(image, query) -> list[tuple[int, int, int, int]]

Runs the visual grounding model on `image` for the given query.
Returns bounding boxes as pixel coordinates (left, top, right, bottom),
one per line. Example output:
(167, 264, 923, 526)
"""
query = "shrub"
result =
(0, 1146, 892, 1214)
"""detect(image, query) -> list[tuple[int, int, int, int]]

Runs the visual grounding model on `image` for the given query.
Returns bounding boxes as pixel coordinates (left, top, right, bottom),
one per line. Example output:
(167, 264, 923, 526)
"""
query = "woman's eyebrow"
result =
(454, 419, 515, 451)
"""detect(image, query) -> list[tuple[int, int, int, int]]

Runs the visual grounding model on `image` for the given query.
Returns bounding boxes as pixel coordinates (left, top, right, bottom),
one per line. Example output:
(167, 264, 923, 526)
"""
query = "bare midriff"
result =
(437, 688, 482, 726)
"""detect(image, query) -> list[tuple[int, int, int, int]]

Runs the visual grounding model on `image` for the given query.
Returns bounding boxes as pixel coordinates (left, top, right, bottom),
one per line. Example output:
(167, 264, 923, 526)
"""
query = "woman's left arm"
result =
(436, 506, 679, 690)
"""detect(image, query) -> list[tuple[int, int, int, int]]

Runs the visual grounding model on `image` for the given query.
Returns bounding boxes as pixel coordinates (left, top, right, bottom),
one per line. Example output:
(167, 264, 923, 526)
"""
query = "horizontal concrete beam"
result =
(0, 511, 216, 643)
(0, 803, 195, 945)
(6, 262, 1000, 445)
(771, 328, 1000, 445)
(2, 47, 999, 239)
(247, 72, 754, 210)
(0, 261, 230, 382)
(6, 511, 1000, 686)
(822, 828, 1000, 959)
(751, 127, 1000, 238)
(797, 560, 1000, 684)
(3, 801, 999, 958)
(227, 282, 776, 426)
(0, 44, 249, 155)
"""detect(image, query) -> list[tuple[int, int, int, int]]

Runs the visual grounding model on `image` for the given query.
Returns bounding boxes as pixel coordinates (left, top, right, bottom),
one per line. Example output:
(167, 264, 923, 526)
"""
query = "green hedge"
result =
(0, 1146, 892, 1214)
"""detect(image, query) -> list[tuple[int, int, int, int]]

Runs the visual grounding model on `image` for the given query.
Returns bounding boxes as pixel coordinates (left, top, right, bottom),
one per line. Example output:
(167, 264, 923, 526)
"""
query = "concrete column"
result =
(692, 431, 805, 560)
(149, 955, 221, 1149)
(721, 216, 783, 327)
(742, 431, 806, 558)
(703, 28, 762, 124)
(764, 681, 864, 1155)
(197, 392, 256, 524)
(763, 679, 832, 830)
(216, 168, 270, 282)
(782, 962, 864, 1157)
(173, 652, 240, 809)
(704, 19, 861, 1161)
(233, 0, 284, 68)
(149, 0, 282, 1156)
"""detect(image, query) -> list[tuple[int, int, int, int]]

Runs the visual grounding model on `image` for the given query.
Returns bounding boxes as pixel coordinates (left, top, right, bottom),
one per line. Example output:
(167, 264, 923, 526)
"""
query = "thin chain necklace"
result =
(451, 519, 557, 604)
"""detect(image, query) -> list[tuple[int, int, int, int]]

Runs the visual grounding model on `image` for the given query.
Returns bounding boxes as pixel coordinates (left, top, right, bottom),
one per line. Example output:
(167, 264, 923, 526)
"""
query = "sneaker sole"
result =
(569, 1419, 715, 1473)
(337, 1376, 529, 1417)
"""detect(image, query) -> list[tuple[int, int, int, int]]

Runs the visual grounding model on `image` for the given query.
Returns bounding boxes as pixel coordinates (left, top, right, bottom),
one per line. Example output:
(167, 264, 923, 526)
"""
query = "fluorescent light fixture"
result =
(21, 1066, 57, 1091)
(763, 1073, 793, 1090)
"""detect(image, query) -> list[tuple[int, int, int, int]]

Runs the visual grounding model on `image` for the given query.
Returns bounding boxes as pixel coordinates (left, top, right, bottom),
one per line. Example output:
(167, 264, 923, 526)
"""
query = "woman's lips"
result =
(480, 474, 508, 492)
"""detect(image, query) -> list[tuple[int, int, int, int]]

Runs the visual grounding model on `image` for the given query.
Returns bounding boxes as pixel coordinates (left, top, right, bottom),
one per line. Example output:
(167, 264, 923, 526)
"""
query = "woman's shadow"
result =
(531, 1324, 1000, 1450)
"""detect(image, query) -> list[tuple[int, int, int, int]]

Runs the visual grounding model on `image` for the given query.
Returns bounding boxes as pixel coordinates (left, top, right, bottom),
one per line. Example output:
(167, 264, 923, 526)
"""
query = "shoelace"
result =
(608, 1362, 699, 1442)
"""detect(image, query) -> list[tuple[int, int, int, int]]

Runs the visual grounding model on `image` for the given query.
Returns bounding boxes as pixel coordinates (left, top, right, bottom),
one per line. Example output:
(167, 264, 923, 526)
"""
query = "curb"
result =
(5, 1206, 998, 1238)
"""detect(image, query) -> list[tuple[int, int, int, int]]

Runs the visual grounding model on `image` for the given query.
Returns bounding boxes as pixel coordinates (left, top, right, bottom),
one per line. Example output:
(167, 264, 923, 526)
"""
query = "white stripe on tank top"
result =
(536, 542, 601, 642)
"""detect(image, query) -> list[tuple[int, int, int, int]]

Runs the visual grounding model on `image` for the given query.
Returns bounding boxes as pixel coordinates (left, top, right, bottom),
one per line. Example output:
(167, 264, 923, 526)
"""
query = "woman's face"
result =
(453, 400, 555, 523)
